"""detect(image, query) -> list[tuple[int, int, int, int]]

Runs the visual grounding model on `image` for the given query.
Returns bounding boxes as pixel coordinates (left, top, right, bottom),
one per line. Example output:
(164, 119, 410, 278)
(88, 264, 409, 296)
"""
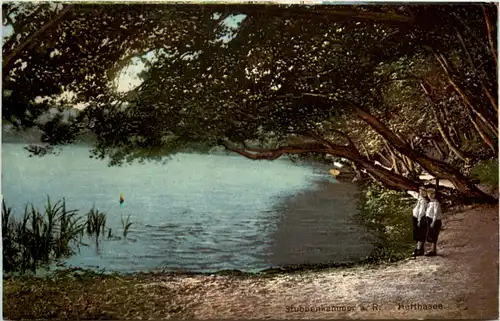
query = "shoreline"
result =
(5, 203, 497, 319)
(4, 176, 376, 276)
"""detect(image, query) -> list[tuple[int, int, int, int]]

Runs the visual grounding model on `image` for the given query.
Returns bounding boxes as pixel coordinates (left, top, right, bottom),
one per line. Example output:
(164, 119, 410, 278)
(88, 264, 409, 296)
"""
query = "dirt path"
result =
(5, 204, 498, 320)
(139, 204, 498, 319)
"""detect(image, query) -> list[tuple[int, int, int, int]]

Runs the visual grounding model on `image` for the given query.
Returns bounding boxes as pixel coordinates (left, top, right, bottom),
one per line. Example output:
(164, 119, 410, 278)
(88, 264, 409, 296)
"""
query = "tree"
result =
(3, 4, 497, 203)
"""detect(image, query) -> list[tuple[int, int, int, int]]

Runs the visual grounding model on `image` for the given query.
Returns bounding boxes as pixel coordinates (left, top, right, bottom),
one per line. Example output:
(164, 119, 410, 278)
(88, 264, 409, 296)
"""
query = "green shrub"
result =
(356, 183, 416, 263)
(470, 159, 499, 187)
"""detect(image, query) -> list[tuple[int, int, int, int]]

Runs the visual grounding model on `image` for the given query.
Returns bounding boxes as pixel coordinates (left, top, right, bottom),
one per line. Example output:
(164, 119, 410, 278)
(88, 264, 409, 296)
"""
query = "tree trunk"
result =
(392, 153, 401, 174)
(468, 109, 497, 154)
(444, 143, 453, 160)
(431, 139, 445, 160)
(483, 4, 498, 68)
(350, 103, 495, 202)
(309, 130, 421, 191)
(420, 82, 471, 161)
(387, 143, 411, 175)
(353, 156, 418, 190)
(405, 141, 417, 175)
(449, 127, 461, 147)
(455, 28, 499, 114)
(432, 107, 467, 161)
(482, 83, 499, 114)
(476, 112, 499, 140)
(298, 93, 494, 201)
(383, 141, 400, 174)
(404, 155, 415, 173)
(221, 136, 493, 204)
(377, 151, 392, 168)
(441, 107, 461, 145)
(394, 150, 411, 175)
(436, 54, 498, 136)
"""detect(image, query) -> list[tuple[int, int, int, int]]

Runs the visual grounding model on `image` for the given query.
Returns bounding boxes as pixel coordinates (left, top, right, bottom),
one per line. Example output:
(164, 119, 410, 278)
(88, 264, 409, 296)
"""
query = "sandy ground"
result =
(134, 204, 499, 319)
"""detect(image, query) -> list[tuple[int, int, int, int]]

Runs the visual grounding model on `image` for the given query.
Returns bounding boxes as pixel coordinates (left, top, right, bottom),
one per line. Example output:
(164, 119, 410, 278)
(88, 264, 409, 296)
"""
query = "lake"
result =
(2, 143, 373, 273)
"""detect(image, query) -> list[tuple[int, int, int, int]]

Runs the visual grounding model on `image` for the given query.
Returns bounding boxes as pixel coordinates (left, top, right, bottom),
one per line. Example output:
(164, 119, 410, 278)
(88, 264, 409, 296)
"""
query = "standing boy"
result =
(425, 188, 442, 256)
(412, 186, 428, 257)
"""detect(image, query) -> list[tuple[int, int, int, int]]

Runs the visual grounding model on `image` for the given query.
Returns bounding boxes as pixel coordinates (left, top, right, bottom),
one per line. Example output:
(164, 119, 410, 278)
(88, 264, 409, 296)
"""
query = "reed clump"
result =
(2, 197, 85, 274)
(121, 214, 133, 238)
(3, 197, 139, 274)
(86, 206, 107, 246)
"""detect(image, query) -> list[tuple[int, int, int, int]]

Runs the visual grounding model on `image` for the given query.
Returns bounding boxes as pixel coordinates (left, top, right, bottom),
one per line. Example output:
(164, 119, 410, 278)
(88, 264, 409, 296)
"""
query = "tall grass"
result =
(121, 214, 133, 238)
(86, 206, 107, 247)
(3, 197, 139, 274)
(3, 201, 18, 273)
(2, 197, 85, 274)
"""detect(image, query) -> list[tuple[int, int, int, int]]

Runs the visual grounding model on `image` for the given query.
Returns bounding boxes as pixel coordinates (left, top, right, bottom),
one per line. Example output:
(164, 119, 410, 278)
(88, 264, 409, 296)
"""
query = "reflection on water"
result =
(268, 181, 373, 267)
(2, 143, 372, 273)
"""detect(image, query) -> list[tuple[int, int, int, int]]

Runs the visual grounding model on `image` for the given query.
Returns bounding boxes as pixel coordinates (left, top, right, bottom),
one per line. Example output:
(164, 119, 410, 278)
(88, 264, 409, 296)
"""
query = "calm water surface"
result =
(2, 143, 372, 273)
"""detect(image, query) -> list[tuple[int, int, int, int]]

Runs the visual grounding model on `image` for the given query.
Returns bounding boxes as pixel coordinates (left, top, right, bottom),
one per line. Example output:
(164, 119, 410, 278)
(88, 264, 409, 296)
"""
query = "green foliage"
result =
(3, 4, 497, 200)
(356, 183, 416, 263)
(2, 197, 85, 274)
(5, 4, 494, 158)
(471, 159, 499, 187)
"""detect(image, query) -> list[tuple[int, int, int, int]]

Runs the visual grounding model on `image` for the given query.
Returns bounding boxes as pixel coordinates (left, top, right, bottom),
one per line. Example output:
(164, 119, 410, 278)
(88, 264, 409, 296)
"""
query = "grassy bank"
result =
(4, 271, 194, 319)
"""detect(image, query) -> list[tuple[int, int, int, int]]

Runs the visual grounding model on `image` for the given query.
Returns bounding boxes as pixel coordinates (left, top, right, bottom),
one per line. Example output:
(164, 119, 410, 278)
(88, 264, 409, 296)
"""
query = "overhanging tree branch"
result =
(287, 93, 494, 200)
(221, 141, 329, 160)
(3, 4, 74, 74)
(221, 135, 420, 192)
(224, 5, 413, 24)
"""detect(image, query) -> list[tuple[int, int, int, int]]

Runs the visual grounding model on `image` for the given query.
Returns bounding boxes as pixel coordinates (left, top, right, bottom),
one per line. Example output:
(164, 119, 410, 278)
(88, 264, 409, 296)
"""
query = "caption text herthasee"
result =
(285, 303, 445, 313)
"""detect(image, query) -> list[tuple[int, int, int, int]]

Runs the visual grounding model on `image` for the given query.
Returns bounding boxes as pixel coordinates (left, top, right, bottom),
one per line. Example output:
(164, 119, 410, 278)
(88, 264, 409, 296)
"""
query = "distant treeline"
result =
(2, 126, 96, 145)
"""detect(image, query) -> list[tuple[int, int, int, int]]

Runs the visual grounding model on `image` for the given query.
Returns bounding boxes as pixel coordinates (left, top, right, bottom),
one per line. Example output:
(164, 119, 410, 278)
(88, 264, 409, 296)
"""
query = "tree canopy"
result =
(3, 3, 498, 203)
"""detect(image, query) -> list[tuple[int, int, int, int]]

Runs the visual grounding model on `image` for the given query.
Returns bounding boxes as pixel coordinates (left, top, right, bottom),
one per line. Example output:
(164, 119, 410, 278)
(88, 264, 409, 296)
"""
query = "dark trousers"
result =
(412, 216, 428, 242)
(425, 217, 442, 243)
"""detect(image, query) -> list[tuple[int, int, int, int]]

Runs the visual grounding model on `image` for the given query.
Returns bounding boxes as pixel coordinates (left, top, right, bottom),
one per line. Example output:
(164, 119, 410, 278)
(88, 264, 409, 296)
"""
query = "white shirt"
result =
(425, 200, 442, 221)
(412, 196, 428, 221)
